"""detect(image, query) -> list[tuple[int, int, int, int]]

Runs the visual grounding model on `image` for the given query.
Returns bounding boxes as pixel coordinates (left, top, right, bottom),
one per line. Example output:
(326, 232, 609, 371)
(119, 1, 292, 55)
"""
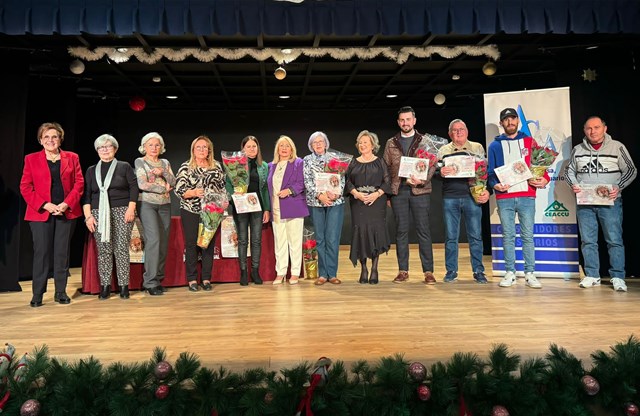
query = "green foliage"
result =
(1, 339, 639, 415)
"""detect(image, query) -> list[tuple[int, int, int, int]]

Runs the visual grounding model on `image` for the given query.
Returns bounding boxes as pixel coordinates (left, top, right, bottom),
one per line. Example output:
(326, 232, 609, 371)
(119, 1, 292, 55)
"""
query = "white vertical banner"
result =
(483, 87, 580, 278)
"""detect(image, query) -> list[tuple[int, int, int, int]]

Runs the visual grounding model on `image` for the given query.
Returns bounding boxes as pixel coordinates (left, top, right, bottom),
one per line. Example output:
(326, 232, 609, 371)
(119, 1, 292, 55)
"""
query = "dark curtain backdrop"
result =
(0, 51, 28, 291)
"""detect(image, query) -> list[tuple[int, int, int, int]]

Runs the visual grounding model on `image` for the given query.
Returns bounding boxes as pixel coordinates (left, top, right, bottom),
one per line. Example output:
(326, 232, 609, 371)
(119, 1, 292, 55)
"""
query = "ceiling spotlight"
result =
(434, 93, 446, 106)
(166, 95, 178, 100)
(451, 74, 461, 81)
(482, 61, 497, 76)
(152, 76, 161, 83)
(69, 59, 85, 75)
(274, 66, 287, 80)
(279, 95, 290, 99)
(386, 94, 398, 98)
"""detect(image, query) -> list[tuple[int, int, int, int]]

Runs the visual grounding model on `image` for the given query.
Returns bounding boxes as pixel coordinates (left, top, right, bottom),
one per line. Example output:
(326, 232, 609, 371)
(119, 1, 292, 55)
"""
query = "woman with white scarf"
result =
(83, 134, 138, 300)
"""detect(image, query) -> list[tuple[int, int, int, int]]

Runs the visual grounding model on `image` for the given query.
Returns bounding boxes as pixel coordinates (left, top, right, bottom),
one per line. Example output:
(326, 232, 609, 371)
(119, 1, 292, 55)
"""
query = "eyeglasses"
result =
(195, 146, 209, 151)
(42, 135, 60, 142)
(451, 128, 467, 133)
(97, 145, 114, 152)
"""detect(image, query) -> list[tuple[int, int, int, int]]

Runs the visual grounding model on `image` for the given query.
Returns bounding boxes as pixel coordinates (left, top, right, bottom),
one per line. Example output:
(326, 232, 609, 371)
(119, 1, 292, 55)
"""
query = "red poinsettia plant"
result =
(303, 239, 318, 262)
(221, 151, 249, 193)
(197, 192, 227, 248)
(468, 158, 488, 203)
(529, 143, 559, 178)
(415, 148, 438, 168)
(324, 150, 353, 175)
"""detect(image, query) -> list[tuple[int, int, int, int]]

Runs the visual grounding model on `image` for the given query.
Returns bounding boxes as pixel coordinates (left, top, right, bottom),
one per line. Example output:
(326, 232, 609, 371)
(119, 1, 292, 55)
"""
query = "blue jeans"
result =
(496, 197, 535, 273)
(576, 198, 625, 278)
(309, 204, 345, 278)
(390, 186, 433, 272)
(443, 196, 484, 274)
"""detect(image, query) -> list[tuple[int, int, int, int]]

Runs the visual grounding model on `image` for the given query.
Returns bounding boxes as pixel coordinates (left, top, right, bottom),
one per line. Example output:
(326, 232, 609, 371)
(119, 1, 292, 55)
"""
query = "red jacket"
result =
(20, 150, 84, 221)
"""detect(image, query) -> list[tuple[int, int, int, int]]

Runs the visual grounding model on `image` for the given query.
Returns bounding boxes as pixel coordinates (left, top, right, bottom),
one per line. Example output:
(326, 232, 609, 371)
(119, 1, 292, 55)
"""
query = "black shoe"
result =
(369, 270, 379, 285)
(147, 286, 164, 296)
(359, 267, 369, 284)
(240, 269, 249, 286)
(251, 268, 263, 285)
(201, 281, 212, 291)
(54, 292, 71, 304)
(188, 282, 199, 292)
(30, 295, 43, 308)
(158, 285, 167, 292)
(120, 286, 130, 299)
(99, 285, 110, 300)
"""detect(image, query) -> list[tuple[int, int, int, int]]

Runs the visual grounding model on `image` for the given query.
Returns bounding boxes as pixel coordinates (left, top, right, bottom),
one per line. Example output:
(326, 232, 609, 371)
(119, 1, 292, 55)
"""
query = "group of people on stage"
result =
(19, 106, 636, 307)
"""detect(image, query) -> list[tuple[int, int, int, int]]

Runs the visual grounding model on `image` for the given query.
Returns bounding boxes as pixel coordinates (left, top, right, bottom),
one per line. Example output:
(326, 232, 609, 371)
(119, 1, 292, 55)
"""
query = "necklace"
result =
(46, 152, 60, 162)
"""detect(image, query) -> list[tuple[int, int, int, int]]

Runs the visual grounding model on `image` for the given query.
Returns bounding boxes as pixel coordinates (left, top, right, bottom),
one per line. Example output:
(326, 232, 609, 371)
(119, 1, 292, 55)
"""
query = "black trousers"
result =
(29, 216, 76, 296)
(180, 209, 214, 282)
(233, 211, 263, 271)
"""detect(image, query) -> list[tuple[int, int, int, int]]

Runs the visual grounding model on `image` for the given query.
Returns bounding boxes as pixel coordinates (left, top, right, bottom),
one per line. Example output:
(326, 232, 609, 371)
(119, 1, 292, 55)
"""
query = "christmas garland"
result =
(1, 337, 639, 415)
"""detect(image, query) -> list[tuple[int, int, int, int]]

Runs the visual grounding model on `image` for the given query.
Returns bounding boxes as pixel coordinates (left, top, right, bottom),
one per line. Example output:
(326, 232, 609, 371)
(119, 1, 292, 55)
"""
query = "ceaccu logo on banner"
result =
(484, 87, 580, 279)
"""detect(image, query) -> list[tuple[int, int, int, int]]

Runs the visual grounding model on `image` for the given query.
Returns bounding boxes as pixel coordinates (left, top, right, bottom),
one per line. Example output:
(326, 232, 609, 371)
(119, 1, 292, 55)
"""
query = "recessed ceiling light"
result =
(386, 94, 398, 98)
(166, 95, 178, 99)
(586, 45, 599, 50)
(279, 95, 290, 99)
(152, 76, 161, 83)
(451, 74, 461, 80)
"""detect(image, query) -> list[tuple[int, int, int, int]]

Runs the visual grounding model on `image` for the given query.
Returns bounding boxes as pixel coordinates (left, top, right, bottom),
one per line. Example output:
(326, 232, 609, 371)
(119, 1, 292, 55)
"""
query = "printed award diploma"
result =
(231, 192, 262, 213)
(443, 155, 475, 178)
(398, 156, 430, 181)
(576, 184, 615, 206)
(494, 158, 533, 186)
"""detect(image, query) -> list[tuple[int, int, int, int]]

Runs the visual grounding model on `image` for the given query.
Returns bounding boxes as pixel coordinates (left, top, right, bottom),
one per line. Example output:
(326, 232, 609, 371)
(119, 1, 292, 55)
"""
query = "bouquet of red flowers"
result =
(197, 192, 227, 248)
(468, 157, 488, 203)
(221, 151, 249, 194)
(302, 228, 319, 279)
(529, 143, 559, 179)
(324, 150, 353, 175)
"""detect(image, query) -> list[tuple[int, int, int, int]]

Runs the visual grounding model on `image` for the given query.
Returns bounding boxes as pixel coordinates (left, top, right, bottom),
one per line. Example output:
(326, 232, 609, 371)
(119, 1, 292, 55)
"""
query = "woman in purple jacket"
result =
(267, 135, 309, 285)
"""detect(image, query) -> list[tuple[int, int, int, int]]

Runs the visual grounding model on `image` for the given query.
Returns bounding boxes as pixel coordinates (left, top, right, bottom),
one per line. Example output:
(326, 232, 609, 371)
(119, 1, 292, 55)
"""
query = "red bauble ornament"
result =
(154, 360, 173, 380)
(408, 362, 427, 382)
(129, 96, 146, 112)
(581, 375, 600, 396)
(492, 405, 510, 416)
(626, 403, 640, 416)
(155, 384, 170, 399)
(20, 399, 41, 416)
(417, 384, 431, 401)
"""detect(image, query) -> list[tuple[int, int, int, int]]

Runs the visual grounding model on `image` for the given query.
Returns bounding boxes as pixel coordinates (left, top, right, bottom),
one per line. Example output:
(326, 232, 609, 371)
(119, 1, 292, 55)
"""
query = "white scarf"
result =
(96, 159, 118, 242)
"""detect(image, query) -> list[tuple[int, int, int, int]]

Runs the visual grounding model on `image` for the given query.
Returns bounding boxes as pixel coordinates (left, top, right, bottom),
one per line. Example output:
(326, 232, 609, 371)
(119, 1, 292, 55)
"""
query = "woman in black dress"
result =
(344, 130, 391, 284)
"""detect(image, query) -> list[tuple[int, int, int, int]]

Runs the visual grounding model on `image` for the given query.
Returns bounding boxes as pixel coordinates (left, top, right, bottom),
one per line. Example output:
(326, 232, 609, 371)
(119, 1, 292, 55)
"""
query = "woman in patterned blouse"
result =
(174, 136, 226, 292)
(134, 132, 176, 296)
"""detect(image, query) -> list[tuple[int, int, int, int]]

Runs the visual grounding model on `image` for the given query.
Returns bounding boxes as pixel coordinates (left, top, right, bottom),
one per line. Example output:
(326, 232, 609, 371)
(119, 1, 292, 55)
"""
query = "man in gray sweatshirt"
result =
(565, 116, 637, 292)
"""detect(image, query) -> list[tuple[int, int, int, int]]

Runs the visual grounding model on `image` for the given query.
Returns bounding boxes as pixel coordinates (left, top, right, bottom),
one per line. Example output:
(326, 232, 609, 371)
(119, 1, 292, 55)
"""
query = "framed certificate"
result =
(398, 156, 429, 180)
(576, 184, 615, 206)
(231, 192, 262, 213)
(495, 158, 532, 186)
(443, 155, 475, 178)
(315, 172, 342, 193)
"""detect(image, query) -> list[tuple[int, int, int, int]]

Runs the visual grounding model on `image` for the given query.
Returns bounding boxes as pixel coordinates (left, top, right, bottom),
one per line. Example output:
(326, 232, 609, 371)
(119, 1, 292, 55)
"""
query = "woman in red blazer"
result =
(19, 122, 84, 307)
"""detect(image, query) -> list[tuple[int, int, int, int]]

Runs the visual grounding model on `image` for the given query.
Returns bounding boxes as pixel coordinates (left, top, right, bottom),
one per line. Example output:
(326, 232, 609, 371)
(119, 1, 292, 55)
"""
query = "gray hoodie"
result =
(565, 133, 636, 191)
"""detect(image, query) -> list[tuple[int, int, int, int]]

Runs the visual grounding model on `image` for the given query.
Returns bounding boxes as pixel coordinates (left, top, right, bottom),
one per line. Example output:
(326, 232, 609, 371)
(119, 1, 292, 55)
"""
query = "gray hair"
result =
(356, 130, 380, 154)
(448, 119, 467, 131)
(94, 134, 119, 151)
(307, 131, 330, 153)
(138, 132, 166, 155)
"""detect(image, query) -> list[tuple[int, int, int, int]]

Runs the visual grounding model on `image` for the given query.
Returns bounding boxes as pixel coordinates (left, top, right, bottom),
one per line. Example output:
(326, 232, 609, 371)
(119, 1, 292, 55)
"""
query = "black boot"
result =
(251, 267, 263, 285)
(369, 256, 379, 284)
(120, 286, 130, 299)
(359, 259, 369, 284)
(99, 285, 110, 300)
(240, 269, 249, 286)
(54, 291, 71, 304)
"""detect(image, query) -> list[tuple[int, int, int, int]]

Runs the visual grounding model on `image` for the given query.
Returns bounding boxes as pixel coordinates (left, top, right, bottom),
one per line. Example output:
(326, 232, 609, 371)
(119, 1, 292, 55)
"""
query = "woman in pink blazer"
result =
(19, 122, 84, 307)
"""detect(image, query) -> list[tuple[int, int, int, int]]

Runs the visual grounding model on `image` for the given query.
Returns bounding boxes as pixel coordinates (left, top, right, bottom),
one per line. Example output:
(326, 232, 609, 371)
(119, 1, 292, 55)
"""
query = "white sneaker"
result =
(611, 278, 627, 292)
(525, 272, 542, 289)
(499, 271, 517, 287)
(579, 276, 601, 288)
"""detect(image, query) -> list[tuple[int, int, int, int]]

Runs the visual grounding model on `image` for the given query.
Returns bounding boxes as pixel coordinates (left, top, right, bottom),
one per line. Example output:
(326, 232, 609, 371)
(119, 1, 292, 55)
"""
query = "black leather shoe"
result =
(120, 286, 130, 299)
(369, 270, 379, 285)
(251, 268, 263, 285)
(359, 267, 369, 284)
(30, 295, 43, 308)
(240, 269, 249, 286)
(147, 286, 164, 296)
(158, 285, 167, 292)
(54, 292, 71, 304)
(99, 285, 110, 300)
(188, 282, 199, 292)
(201, 281, 212, 291)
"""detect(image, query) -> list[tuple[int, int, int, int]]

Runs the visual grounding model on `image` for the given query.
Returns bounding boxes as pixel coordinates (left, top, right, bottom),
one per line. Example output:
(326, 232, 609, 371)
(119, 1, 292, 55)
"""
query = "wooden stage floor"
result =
(3, 244, 638, 372)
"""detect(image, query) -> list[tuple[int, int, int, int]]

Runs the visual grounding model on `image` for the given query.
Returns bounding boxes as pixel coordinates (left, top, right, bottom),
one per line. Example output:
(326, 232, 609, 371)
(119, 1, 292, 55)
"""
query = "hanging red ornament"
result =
(155, 384, 170, 399)
(580, 375, 600, 396)
(20, 399, 41, 416)
(129, 96, 146, 112)
(417, 384, 431, 401)
(625, 403, 640, 416)
(408, 362, 427, 382)
(154, 360, 173, 380)
(491, 405, 510, 416)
